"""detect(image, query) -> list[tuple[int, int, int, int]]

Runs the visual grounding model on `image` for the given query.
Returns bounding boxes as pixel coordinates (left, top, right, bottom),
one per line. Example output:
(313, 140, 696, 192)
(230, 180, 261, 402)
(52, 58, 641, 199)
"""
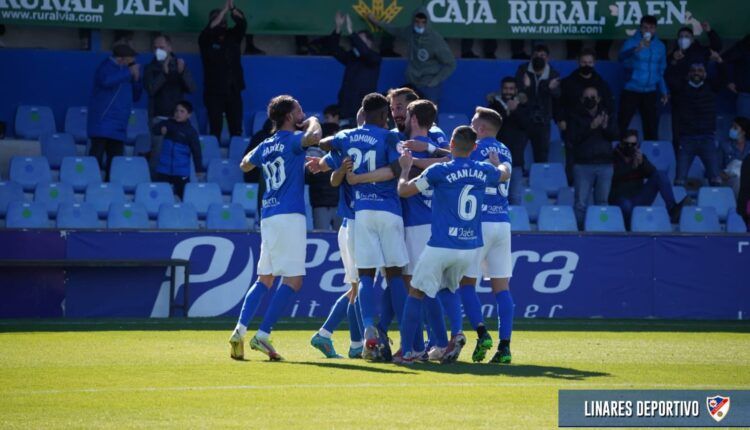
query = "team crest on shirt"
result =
(706, 395, 730, 422)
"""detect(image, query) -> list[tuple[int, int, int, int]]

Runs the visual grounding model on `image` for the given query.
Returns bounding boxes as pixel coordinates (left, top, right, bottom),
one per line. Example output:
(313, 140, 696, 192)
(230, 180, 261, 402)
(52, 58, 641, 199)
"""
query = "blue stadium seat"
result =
(508, 205, 531, 231)
(56, 202, 99, 229)
(523, 142, 534, 173)
(550, 120, 561, 143)
(0, 181, 25, 218)
(679, 206, 721, 233)
(206, 203, 248, 230)
(183, 182, 222, 218)
(658, 112, 672, 141)
(726, 212, 748, 233)
(640, 140, 676, 181)
(126, 108, 149, 143)
(229, 137, 250, 162)
(231, 183, 259, 216)
(437, 113, 469, 137)
(40, 133, 77, 169)
(34, 182, 75, 218)
(135, 182, 175, 219)
(520, 187, 548, 222)
(251, 111, 269, 135)
(556, 186, 575, 206)
(697, 187, 735, 221)
(132, 133, 151, 156)
(85, 182, 126, 219)
(584, 206, 625, 232)
(207, 159, 244, 194)
(158, 203, 199, 230)
(6, 201, 49, 228)
(548, 139, 566, 164)
(107, 202, 149, 229)
(529, 163, 566, 197)
(630, 206, 671, 232)
(537, 205, 577, 232)
(9, 156, 52, 192)
(64, 106, 88, 142)
(687, 157, 706, 182)
(15, 105, 56, 139)
(653, 185, 687, 207)
(110, 156, 151, 192)
(60, 156, 101, 192)
(199, 135, 222, 169)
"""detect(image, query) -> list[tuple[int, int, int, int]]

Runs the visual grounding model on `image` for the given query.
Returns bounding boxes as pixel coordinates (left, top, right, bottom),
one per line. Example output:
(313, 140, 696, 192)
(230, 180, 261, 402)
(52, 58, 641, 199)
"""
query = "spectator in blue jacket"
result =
(87, 44, 142, 180)
(153, 101, 203, 199)
(618, 15, 669, 141)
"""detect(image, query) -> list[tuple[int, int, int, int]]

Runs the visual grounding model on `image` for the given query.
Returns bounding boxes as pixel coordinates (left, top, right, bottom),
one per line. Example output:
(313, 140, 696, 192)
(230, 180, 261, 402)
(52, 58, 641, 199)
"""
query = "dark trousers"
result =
(204, 91, 243, 141)
(614, 171, 676, 222)
(618, 90, 659, 141)
(527, 121, 551, 163)
(156, 173, 189, 199)
(89, 137, 123, 181)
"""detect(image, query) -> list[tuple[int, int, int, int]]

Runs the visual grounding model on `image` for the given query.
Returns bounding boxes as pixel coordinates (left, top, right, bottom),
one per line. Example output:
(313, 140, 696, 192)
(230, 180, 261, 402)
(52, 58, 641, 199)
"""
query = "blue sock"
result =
(258, 284, 296, 334)
(495, 290, 515, 340)
(437, 289, 463, 336)
(424, 295, 449, 347)
(424, 310, 436, 350)
(459, 285, 485, 329)
(354, 295, 364, 337)
(399, 296, 422, 354)
(322, 292, 349, 334)
(413, 318, 425, 352)
(388, 276, 406, 325)
(358, 275, 377, 328)
(347, 301, 362, 342)
(377, 285, 394, 334)
(237, 281, 269, 327)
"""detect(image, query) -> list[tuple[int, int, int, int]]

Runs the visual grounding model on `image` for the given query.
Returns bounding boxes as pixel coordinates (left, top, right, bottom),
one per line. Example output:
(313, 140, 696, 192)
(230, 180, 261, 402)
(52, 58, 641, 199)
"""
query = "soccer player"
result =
(462, 107, 514, 364)
(393, 126, 509, 365)
(229, 95, 321, 361)
(388, 87, 448, 148)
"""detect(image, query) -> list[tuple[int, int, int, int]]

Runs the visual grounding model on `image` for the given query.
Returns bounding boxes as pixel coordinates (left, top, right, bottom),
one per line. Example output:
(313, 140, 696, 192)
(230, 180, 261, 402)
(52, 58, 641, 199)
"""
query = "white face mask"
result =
(642, 31, 652, 41)
(413, 26, 425, 34)
(155, 48, 168, 62)
(678, 37, 692, 51)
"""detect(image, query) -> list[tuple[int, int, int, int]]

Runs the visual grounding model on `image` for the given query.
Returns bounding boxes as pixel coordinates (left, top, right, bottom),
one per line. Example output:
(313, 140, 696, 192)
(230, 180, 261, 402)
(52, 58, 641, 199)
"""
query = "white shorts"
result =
(411, 245, 478, 298)
(258, 213, 306, 277)
(337, 218, 358, 284)
(403, 224, 431, 276)
(353, 210, 409, 269)
(467, 222, 512, 279)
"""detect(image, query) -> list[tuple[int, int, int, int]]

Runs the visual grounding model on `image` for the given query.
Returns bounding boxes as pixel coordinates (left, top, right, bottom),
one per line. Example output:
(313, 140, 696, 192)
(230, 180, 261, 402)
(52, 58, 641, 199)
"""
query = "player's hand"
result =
(402, 139, 428, 152)
(488, 150, 500, 167)
(523, 73, 531, 88)
(399, 149, 414, 171)
(305, 156, 323, 174)
(507, 97, 520, 111)
(345, 170, 361, 184)
(672, 49, 685, 62)
(129, 63, 140, 81)
(340, 156, 353, 172)
(549, 77, 560, 90)
(709, 50, 723, 63)
(297, 116, 319, 130)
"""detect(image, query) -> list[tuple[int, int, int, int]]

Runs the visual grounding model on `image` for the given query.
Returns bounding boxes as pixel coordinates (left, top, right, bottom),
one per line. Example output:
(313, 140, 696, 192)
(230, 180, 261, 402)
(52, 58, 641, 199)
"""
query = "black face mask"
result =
(579, 65, 594, 76)
(583, 97, 598, 110)
(531, 56, 546, 71)
(620, 143, 637, 156)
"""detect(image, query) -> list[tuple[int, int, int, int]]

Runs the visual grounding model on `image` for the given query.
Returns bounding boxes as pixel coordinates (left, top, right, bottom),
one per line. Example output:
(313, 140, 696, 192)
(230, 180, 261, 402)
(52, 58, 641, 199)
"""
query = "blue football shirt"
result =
(391, 125, 447, 148)
(402, 135, 447, 227)
(248, 130, 306, 219)
(322, 150, 355, 220)
(470, 137, 512, 223)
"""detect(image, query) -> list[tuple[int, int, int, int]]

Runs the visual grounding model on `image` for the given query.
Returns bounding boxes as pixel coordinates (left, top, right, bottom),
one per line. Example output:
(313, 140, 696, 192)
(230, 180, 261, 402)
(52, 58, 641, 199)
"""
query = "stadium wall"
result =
(1, 230, 747, 320)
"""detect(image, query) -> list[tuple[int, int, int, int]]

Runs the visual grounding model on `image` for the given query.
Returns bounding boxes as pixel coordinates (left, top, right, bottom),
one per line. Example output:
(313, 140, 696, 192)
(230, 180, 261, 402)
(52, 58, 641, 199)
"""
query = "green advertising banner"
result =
(1, 0, 748, 40)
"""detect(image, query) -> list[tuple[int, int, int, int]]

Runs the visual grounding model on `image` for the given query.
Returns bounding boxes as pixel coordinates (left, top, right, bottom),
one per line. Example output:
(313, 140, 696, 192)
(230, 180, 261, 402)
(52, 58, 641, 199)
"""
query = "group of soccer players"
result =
(229, 87, 515, 366)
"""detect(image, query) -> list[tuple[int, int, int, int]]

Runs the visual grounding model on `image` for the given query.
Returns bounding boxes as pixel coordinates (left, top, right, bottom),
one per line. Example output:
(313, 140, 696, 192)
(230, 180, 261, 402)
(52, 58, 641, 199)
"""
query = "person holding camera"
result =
(610, 129, 684, 226)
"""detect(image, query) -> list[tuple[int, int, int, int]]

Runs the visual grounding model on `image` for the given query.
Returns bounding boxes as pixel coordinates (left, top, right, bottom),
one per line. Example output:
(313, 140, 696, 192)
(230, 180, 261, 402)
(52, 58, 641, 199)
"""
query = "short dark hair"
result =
(152, 33, 172, 45)
(362, 93, 389, 114)
(501, 77, 516, 86)
(451, 126, 477, 152)
(641, 15, 658, 26)
(621, 129, 640, 142)
(734, 117, 750, 135)
(323, 104, 340, 117)
(474, 107, 503, 132)
(176, 100, 193, 114)
(387, 87, 419, 104)
(407, 100, 437, 129)
(678, 26, 694, 35)
(578, 48, 596, 60)
(267, 95, 297, 131)
(533, 44, 549, 55)
(414, 12, 427, 20)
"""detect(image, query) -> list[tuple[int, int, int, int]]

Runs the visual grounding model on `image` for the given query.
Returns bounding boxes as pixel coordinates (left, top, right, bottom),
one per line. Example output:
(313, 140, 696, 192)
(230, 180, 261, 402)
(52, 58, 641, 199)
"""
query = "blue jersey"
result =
(415, 157, 500, 250)
(248, 130, 306, 219)
(322, 150, 355, 220)
(331, 125, 402, 216)
(391, 125, 447, 147)
(402, 135, 446, 227)
(470, 137, 512, 223)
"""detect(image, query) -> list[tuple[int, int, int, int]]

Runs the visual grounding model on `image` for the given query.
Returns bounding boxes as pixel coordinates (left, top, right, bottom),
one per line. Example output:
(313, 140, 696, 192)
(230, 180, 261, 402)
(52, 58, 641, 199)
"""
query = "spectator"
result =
(567, 86, 617, 224)
(618, 15, 669, 141)
(153, 101, 203, 199)
(515, 43, 561, 163)
(673, 63, 724, 186)
(199, 0, 246, 141)
(737, 155, 750, 226)
(143, 33, 197, 175)
(306, 107, 341, 230)
(724, 34, 750, 118)
(328, 12, 381, 128)
(720, 117, 750, 196)
(556, 48, 615, 183)
(87, 43, 142, 180)
(368, 7, 456, 104)
(610, 130, 684, 226)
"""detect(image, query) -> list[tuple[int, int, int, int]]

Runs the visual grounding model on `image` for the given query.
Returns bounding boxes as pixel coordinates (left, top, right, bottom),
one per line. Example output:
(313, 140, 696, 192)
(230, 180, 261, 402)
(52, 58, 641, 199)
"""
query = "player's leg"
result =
(352, 211, 384, 360)
(423, 294, 449, 361)
(459, 276, 492, 362)
(346, 284, 364, 358)
(376, 283, 394, 336)
(485, 222, 514, 364)
(394, 288, 425, 365)
(438, 248, 478, 364)
(311, 290, 348, 358)
(230, 274, 275, 360)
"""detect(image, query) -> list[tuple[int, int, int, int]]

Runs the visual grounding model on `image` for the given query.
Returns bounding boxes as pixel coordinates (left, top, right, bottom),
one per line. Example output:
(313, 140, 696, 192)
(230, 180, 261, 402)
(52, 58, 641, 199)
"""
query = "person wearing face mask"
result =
(87, 43, 142, 181)
(618, 15, 669, 142)
(719, 117, 750, 196)
(610, 130, 684, 227)
(327, 11, 381, 128)
(515, 44, 561, 164)
(673, 63, 726, 187)
(198, 0, 247, 142)
(556, 48, 615, 184)
(367, 8, 456, 105)
(567, 86, 617, 225)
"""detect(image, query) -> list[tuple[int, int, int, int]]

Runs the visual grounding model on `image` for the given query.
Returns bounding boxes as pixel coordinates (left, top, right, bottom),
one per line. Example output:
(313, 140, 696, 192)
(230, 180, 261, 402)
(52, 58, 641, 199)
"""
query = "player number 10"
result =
(262, 156, 286, 190)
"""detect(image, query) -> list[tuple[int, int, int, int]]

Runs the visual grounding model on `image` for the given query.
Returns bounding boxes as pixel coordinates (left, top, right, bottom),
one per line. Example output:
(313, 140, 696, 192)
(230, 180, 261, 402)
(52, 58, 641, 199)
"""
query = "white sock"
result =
(255, 330, 270, 340)
(318, 328, 333, 338)
(234, 324, 247, 338)
(350, 341, 363, 349)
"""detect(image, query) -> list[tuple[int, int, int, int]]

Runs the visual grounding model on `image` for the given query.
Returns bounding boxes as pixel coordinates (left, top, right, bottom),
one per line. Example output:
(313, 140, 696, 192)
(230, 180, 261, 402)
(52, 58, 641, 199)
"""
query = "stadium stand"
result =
(231, 183, 259, 217)
(135, 182, 175, 219)
(529, 163, 567, 197)
(508, 205, 531, 231)
(537, 205, 578, 232)
(437, 113, 469, 137)
(584, 206, 626, 232)
(9, 156, 52, 192)
(15, 105, 56, 139)
(157, 203, 199, 230)
(520, 187, 548, 223)
(60, 157, 101, 192)
(85, 183, 126, 219)
(206, 203, 248, 230)
(34, 182, 75, 218)
(679, 206, 721, 233)
(6, 201, 49, 228)
(726, 212, 748, 233)
(199, 135, 222, 170)
(126, 109, 149, 144)
(110, 156, 151, 193)
(107, 202, 150, 230)
(183, 182, 222, 218)
(697, 187, 736, 222)
(630, 206, 672, 233)
(56, 202, 99, 229)
(640, 140, 676, 181)
(207, 159, 244, 194)
(64, 106, 88, 143)
(0, 181, 25, 218)
(228, 137, 249, 162)
(40, 133, 77, 169)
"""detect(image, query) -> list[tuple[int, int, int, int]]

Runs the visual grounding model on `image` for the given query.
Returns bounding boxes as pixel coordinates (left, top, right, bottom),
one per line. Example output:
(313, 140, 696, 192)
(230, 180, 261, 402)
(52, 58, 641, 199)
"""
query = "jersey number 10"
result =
(262, 156, 286, 190)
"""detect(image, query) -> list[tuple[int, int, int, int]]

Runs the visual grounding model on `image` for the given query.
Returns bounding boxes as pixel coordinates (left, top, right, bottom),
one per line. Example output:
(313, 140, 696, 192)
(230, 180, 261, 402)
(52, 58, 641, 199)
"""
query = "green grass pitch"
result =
(0, 319, 748, 429)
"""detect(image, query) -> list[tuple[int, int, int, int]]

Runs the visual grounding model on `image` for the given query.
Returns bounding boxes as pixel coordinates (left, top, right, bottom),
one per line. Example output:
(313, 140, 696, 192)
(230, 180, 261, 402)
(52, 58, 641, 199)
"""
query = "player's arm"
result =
(240, 145, 260, 173)
(330, 157, 353, 187)
(413, 156, 448, 170)
(347, 165, 395, 185)
(305, 156, 331, 174)
(300, 117, 323, 147)
(402, 139, 451, 158)
(488, 151, 512, 182)
(318, 135, 334, 152)
(397, 150, 422, 198)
